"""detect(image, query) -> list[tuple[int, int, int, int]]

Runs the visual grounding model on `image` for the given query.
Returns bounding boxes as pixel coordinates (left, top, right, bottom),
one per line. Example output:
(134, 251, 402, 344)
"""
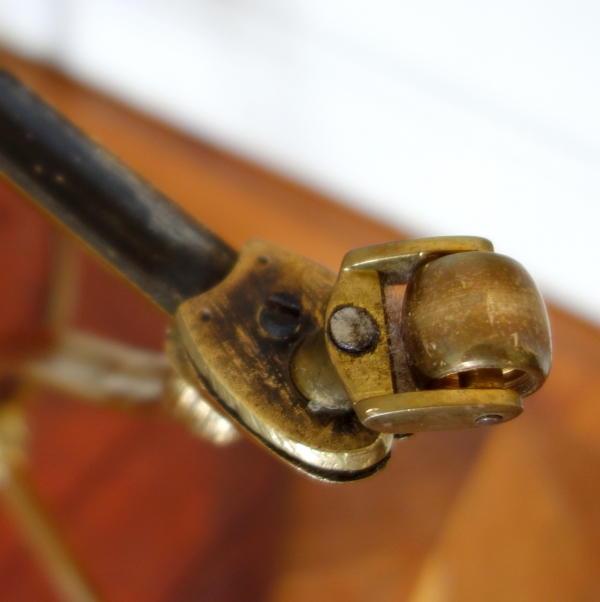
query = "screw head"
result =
(329, 306, 380, 353)
(260, 292, 302, 339)
(475, 414, 504, 426)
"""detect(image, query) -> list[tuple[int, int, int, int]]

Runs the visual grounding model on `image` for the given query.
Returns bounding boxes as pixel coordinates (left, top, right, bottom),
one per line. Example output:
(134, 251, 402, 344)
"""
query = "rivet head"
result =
(475, 414, 504, 426)
(329, 306, 380, 353)
(260, 292, 302, 339)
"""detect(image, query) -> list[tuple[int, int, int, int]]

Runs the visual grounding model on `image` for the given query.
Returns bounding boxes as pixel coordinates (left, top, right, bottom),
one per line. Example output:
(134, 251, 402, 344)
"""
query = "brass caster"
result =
(171, 237, 550, 479)
(325, 237, 551, 434)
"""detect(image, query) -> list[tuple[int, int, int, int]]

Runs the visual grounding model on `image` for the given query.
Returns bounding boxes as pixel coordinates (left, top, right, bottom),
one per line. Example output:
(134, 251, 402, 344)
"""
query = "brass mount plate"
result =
(176, 240, 393, 482)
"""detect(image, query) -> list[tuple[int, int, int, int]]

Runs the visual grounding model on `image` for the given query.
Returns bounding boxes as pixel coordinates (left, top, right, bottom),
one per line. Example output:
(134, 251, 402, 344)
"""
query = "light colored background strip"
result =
(0, 0, 598, 321)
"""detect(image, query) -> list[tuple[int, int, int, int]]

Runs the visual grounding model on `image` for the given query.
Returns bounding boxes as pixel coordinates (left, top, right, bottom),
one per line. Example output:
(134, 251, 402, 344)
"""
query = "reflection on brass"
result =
(454, 368, 505, 390)
(291, 331, 351, 413)
(165, 328, 239, 446)
(355, 388, 523, 433)
(403, 251, 551, 396)
(0, 401, 28, 475)
(325, 237, 551, 435)
(340, 236, 494, 275)
(325, 237, 493, 413)
(176, 240, 392, 481)
(164, 374, 240, 446)
(475, 413, 504, 426)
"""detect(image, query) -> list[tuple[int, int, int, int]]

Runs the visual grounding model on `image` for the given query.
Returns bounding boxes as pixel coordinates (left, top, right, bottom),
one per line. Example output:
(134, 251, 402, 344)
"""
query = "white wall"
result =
(1, 0, 599, 322)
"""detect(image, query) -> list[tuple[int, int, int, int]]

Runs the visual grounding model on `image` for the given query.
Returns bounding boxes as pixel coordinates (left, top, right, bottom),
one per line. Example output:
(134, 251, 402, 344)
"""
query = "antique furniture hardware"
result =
(0, 71, 552, 485)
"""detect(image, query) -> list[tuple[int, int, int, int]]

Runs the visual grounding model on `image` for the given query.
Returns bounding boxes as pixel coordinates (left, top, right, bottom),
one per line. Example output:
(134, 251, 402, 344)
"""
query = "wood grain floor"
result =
(0, 49, 599, 602)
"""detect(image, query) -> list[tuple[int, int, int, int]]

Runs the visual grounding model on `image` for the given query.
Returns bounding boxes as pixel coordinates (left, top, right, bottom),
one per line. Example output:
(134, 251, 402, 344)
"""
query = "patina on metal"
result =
(0, 71, 553, 482)
(291, 331, 351, 414)
(355, 389, 523, 433)
(329, 306, 380, 353)
(324, 237, 494, 408)
(164, 326, 240, 446)
(402, 251, 551, 396)
(324, 237, 552, 434)
(175, 239, 393, 481)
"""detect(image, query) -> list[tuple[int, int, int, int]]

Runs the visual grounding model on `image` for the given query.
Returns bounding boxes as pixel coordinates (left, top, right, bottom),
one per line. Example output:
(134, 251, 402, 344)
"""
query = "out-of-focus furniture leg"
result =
(0, 400, 103, 602)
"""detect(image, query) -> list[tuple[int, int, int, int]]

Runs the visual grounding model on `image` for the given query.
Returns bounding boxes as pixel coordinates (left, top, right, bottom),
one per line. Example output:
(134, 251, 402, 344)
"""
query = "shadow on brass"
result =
(176, 240, 392, 481)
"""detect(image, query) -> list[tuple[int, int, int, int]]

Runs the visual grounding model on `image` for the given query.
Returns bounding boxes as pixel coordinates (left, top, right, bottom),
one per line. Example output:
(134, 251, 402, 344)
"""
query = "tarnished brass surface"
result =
(164, 327, 240, 446)
(355, 388, 523, 433)
(339, 236, 494, 275)
(0, 401, 28, 475)
(325, 237, 493, 408)
(403, 251, 551, 396)
(176, 240, 392, 481)
(325, 236, 551, 435)
(291, 331, 351, 413)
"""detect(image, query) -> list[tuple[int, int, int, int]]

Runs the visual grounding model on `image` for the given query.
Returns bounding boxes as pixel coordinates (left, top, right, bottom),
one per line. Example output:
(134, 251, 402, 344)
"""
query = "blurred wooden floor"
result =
(0, 49, 599, 602)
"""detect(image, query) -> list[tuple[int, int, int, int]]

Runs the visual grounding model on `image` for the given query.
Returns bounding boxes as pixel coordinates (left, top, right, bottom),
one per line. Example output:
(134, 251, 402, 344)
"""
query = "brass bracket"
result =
(175, 240, 392, 482)
(173, 236, 551, 479)
(325, 237, 551, 434)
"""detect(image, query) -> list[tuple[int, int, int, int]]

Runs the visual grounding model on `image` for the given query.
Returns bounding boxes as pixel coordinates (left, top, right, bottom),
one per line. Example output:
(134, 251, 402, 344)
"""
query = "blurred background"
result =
(0, 0, 598, 322)
(0, 2, 600, 602)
